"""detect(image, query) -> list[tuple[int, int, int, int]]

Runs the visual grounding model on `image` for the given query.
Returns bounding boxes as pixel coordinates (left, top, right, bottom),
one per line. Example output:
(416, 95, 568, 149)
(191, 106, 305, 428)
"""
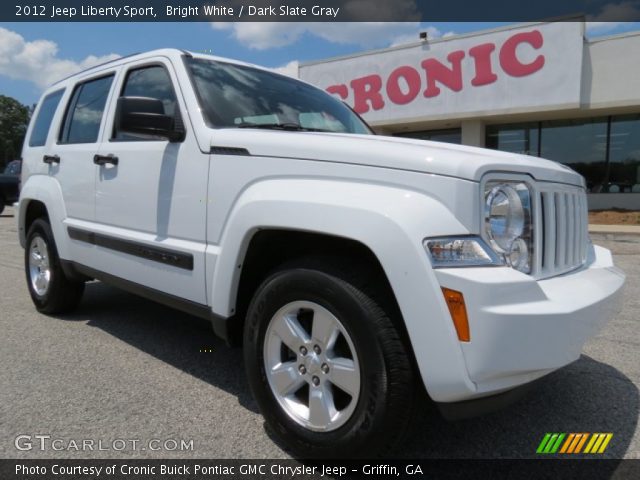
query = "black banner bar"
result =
(4, 0, 640, 22)
(2, 459, 640, 480)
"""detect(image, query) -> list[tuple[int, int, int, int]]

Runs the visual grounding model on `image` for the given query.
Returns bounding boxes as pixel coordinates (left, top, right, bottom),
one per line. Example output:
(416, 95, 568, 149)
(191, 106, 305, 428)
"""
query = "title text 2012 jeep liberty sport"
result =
(18, 49, 625, 456)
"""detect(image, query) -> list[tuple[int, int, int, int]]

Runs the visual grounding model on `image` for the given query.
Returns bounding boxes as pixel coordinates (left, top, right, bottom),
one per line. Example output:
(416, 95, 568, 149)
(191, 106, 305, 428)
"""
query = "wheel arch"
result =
(227, 229, 410, 347)
(209, 178, 467, 318)
(207, 178, 475, 400)
(18, 175, 67, 257)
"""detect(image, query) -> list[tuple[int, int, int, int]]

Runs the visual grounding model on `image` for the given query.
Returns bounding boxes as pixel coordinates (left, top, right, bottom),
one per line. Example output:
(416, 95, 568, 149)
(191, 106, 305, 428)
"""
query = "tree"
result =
(0, 95, 31, 169)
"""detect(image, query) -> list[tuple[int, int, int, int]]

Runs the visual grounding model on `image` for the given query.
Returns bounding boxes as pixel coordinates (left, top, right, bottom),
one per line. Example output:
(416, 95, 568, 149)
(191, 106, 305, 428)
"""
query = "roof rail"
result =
(51, 51, 141, 86)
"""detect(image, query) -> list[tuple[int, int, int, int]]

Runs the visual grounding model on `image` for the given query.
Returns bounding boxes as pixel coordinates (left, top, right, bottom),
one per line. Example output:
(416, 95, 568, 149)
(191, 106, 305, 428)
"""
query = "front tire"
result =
(244, 258, 415, 457)
(25, 218, 85, 314)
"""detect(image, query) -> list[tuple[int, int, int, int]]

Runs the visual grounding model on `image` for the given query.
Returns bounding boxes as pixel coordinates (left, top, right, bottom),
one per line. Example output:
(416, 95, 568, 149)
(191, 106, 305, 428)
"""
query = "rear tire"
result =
(25, 218, 85, 314)
(244, 257, 415, 458)
(0, 201, 5, 215)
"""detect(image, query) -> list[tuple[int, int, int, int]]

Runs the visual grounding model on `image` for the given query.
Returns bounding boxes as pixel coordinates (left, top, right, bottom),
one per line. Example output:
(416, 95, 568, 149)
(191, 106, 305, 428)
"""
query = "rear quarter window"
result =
(28, 89, 65, 147)
(59, 74, 114, 144)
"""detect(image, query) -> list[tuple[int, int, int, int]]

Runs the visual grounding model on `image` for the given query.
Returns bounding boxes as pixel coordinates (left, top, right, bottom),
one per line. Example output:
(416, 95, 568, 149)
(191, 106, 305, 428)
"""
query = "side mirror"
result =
(115, 96, 185, 142)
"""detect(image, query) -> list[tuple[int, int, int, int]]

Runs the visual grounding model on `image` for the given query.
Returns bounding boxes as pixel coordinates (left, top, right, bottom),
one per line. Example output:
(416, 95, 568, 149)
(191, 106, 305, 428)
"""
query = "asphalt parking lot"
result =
(0, 206, 638, 459)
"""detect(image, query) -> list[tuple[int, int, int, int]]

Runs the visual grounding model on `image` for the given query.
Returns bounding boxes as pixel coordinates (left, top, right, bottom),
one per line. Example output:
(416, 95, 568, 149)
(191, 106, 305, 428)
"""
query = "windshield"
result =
(185, 57, 372, 134)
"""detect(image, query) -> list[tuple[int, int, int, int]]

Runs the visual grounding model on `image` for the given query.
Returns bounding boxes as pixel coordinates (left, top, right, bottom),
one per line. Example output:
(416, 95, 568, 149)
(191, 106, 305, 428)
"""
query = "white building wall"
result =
(584, 32, 640, 110)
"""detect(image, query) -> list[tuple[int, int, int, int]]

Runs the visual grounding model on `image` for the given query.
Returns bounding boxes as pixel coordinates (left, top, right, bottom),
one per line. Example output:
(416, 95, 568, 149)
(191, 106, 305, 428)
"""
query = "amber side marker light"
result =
(441, 287, 470, 342)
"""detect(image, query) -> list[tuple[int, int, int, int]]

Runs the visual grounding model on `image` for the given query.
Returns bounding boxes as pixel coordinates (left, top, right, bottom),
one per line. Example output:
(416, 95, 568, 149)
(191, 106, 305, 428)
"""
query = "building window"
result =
(540, 118, 609, 193)
(394, 128, 461, 144)
(486, 122, 539, 156)
(608, 114, 640, 193)
(486, 115, 640, 194)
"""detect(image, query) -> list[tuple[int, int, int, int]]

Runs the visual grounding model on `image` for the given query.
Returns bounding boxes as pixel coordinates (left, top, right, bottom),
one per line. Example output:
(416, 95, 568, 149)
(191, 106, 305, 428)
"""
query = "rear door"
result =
(46, 74, 117, 264)
(54, 74, 116, 223)
(91, 58, 209, 304)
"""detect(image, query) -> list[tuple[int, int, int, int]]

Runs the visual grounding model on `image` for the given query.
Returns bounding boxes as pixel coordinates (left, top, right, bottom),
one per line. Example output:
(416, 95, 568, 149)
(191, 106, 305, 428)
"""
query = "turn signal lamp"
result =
(441, 288, 470, 342)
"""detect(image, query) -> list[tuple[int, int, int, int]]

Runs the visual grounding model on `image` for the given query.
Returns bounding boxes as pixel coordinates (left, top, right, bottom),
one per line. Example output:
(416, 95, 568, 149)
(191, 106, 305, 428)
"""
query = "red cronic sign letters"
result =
(326, 30, 546, 114)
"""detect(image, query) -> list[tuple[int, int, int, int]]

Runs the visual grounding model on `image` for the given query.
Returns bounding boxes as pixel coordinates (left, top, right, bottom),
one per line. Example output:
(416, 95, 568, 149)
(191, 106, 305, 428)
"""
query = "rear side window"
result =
(60, 75, 114, 144)
(29, 89, 64, 147)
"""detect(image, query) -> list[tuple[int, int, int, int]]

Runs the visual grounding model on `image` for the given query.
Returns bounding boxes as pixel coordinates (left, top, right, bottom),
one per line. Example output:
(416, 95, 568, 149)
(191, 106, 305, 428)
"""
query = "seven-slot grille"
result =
(536, 184, 589, 278)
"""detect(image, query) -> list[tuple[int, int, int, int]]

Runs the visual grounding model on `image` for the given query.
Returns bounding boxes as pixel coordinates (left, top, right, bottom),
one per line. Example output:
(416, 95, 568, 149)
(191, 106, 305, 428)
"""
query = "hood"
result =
(210, 129, 584, 187)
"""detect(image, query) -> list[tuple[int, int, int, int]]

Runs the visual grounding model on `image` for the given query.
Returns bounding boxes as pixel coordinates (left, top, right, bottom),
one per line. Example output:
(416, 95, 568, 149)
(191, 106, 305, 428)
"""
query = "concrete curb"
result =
(589, 224, 640, 234)
(589, 225, 640, 244)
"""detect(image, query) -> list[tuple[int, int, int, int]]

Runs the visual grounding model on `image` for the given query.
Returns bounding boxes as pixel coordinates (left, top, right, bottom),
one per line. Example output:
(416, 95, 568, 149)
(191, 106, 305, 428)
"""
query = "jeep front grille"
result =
(536, 184, 589, 278)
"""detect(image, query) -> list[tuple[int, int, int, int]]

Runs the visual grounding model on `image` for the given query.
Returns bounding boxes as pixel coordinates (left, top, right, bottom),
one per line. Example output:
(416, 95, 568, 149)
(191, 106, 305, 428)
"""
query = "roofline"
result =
(299, 16, 586, 68)
(50, 51, 139, 87)
(46, 46, 304, 90)
(587, 28, 640, 44)
(48, 48, 196, 88)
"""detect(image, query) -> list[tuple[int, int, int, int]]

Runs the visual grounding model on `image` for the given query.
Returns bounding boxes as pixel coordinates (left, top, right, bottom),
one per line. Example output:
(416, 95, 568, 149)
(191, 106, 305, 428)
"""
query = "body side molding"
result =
(67, 226, 194, 270)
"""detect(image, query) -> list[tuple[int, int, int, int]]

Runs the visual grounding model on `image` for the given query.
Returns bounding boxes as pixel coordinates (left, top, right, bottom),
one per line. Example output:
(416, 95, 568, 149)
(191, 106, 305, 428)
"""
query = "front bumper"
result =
(434, 244, 625, 399)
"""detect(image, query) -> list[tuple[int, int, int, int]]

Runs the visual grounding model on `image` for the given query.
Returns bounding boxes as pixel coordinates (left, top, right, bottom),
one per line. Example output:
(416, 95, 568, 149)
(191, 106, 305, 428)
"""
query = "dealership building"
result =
(299, 20, 640, 210)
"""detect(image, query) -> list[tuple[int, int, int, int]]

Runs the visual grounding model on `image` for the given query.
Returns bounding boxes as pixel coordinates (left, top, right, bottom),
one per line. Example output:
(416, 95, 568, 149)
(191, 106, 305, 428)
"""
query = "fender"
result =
(18, 175, 69, 257)
(209, 178, 478, 401)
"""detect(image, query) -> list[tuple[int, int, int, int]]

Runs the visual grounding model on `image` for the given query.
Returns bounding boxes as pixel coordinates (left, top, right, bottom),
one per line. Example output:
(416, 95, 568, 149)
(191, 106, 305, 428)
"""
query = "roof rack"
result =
(50, 51, 141, 86)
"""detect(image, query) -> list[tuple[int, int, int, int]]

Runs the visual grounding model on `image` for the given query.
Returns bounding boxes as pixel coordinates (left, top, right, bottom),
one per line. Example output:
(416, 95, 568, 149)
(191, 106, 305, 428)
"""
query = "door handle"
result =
(43, 155, 60, 164)
(93, 154, 119, 166)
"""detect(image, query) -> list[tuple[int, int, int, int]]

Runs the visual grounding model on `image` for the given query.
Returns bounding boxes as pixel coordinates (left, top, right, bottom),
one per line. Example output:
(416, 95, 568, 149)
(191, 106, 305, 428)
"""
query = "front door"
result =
(92, 58, 209, 304)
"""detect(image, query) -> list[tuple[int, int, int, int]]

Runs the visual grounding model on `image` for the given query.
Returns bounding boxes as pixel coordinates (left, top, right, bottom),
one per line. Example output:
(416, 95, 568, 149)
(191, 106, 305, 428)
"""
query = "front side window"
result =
(185, 57, 371, 134)
(113, 65, 178, 140)
(60, 75, 114, 144)
(29, 89, 64, 147)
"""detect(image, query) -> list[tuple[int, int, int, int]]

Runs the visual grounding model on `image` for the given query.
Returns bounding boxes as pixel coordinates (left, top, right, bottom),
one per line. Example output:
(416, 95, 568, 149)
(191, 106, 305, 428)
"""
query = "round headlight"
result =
(485, 184, 525, 252)
(508, 237, 529, 271)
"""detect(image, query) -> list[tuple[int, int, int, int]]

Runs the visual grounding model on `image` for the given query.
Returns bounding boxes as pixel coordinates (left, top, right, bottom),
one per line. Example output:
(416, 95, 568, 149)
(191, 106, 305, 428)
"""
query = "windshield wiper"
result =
(235, 122, 330, 132)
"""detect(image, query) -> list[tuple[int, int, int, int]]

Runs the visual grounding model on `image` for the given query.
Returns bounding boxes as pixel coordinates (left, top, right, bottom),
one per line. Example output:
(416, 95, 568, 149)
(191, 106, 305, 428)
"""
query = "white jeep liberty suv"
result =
(18, 49, 625, 457)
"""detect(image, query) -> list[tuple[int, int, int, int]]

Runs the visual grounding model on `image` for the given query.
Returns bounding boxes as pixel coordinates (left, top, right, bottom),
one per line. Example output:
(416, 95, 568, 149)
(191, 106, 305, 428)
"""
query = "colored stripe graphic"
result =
(584, 433, 614, 454)
(598, 433, 613, 453)
(584, 434, 599, 453)
(550, 433, 565, 453)
(536, 433, 552, 454)
(537, 433, 566, 454)
(567, 433, 583, 453)
(560, 433, 575, 453)
(538, 433, 613, 454)
(574, 433, 589, 453)
(544, 434, 559, 453)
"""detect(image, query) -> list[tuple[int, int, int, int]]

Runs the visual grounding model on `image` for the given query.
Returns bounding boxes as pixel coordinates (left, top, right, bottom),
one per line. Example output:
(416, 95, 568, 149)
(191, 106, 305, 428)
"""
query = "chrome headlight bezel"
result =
(424, 235, 504, 268)
(482, 178, 534, 274)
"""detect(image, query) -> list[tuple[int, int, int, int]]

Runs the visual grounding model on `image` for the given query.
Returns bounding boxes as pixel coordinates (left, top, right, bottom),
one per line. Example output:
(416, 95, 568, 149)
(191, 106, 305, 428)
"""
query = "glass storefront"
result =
(540, 118, 608, 193)
(486, 114, 640, 193)
(609, 114, 640, 193)
(486, 122, 539, 156)
(395, 128, 462, 144)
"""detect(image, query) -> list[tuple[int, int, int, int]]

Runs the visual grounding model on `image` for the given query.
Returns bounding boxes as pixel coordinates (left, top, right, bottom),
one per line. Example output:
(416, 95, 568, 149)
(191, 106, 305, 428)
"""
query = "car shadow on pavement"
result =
(396, 355, 638, 459)
(59, 281, 260, 414)
(59, 282, 638, 460)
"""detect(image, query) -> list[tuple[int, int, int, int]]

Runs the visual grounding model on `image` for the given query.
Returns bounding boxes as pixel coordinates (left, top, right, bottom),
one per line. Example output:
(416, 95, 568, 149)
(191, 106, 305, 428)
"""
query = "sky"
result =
(1, 21, 639, 106)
